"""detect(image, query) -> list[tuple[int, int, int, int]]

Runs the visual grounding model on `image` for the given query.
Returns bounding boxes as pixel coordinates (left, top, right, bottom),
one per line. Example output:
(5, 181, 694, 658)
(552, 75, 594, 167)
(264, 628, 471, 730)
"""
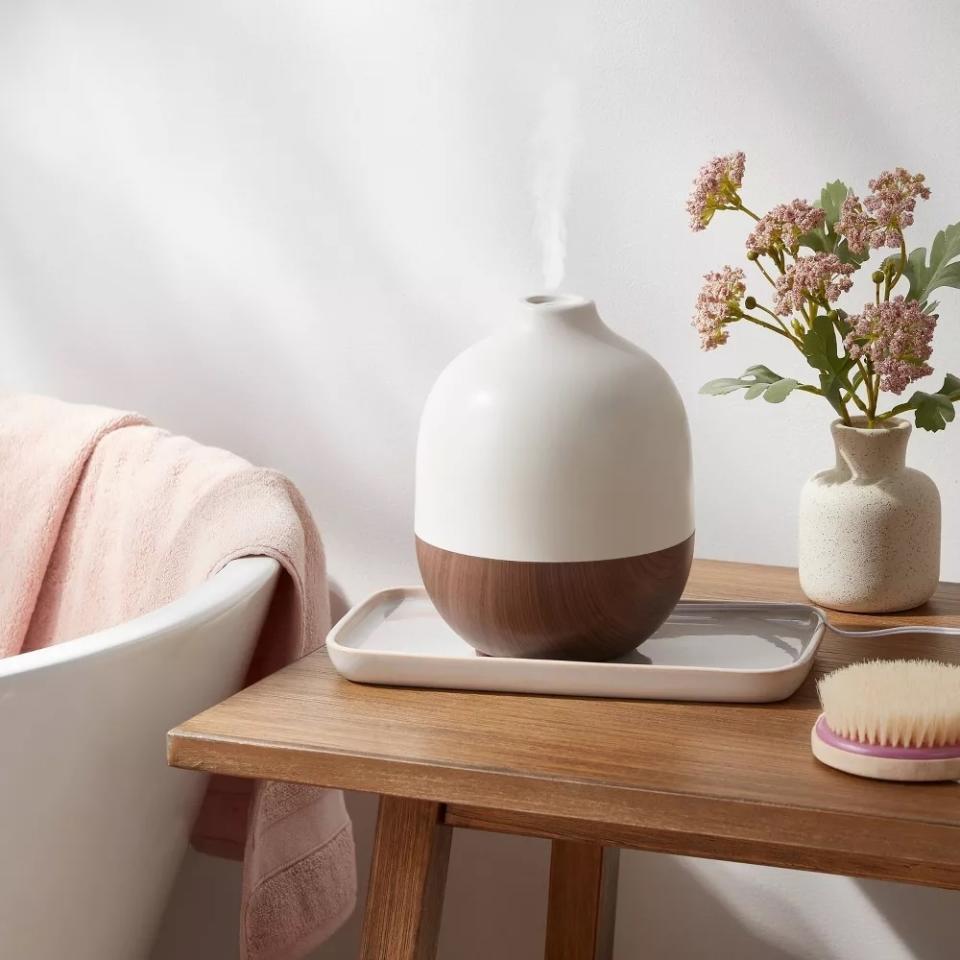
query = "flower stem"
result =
(858, 361, 875, 421)
(733, 198, 762, 221)
(834, 397, 853, 426)
(875, 403, 911, 421)
(883, 257, 896, 301)
(740, 313, 797, 341)
(866, 360, 880, 423)
(844, 383, 870, 417)
(754, 303, 802, 346)
(753, 258, 777, 288)
(889, 234, 908, 290)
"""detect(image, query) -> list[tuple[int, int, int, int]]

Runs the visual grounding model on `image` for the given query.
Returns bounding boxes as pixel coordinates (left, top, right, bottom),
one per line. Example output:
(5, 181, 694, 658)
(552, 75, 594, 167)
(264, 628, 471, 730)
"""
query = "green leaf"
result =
(897, 372, 960, 432)
(802, 315, 851, 380)
(798, 180, 869, 265)
(742, 364, 782, 383)
(699, 378, 749, 396)
(941, 372, 960, 396)
(762, 378, 799, 403)
(902, 222, 960, 305)
(801, 314, 854, 417)
(818, 180, 851, 229)
(910, 392, 956, 431)
(834, 238, 872, 267)
(798, 228, 829, 254)
(700, 365, 798, 403)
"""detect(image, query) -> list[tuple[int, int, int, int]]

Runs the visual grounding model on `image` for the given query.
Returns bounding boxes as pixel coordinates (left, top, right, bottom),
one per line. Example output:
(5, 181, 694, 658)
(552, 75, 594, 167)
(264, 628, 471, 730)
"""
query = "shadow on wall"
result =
(858, 879, 960, 958)
(437, 829, 549, 959)
(328, 580, 351, 629)
(615, 853, 815, 960)
(617, 851, 960, 960)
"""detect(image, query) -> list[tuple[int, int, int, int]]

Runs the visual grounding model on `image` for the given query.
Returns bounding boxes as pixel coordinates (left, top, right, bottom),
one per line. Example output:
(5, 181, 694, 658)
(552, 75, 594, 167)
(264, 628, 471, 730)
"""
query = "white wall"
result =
(2, 1, 959, 957)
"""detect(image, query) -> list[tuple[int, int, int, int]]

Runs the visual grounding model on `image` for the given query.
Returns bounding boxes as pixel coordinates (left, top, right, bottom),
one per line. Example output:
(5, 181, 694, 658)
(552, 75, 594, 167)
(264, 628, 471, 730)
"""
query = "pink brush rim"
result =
(815, 714, 960, 760)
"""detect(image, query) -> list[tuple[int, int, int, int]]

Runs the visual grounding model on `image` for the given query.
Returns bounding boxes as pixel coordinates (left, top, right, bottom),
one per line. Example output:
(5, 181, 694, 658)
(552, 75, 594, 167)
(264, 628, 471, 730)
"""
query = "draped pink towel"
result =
(0, 394, 356, 960)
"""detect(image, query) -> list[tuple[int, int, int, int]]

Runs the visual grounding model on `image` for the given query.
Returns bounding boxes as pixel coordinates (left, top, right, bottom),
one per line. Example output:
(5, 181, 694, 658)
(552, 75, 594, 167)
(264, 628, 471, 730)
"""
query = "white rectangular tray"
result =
(326, 588, 826, 703)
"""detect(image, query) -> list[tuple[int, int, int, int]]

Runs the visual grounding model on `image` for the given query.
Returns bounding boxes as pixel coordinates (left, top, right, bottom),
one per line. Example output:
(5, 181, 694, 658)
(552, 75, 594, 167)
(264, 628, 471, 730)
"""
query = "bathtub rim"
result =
(0, 556, 281, 678)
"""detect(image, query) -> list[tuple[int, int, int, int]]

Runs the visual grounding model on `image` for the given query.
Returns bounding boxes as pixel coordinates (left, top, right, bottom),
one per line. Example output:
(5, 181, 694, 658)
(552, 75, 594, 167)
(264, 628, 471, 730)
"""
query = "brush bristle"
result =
(817, 659, 960, 748)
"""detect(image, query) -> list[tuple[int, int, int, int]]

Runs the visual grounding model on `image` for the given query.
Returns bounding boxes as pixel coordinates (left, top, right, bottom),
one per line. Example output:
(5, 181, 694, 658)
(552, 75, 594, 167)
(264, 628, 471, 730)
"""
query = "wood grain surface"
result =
(544, 842, 619, 960)
(416, 533, 694, 659)
(359, 797, 451, 960)
(168, 559, 960, 889)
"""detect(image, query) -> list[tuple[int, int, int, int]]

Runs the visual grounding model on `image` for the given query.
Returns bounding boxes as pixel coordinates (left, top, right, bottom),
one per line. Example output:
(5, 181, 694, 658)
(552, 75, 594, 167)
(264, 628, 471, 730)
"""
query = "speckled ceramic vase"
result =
(798, 418, 940, 613)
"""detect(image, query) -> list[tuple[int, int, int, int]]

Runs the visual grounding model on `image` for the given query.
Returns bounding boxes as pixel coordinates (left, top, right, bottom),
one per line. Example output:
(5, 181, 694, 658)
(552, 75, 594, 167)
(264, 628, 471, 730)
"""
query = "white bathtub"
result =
(0, 556, 280, 960)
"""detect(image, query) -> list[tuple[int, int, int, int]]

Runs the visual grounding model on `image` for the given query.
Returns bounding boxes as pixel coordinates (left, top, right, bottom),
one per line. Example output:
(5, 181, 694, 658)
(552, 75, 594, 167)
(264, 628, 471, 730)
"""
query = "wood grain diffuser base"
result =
(415, 294, 694, 660)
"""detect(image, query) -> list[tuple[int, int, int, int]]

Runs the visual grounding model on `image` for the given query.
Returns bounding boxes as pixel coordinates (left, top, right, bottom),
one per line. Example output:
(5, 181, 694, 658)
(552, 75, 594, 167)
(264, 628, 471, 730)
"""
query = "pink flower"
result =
(746, 199, 825, 255)
(773, 253, 855, 316)
(838, 169, 931, 253)
(844, 297, 936, 394)
(865, 168, 930, 239)
(686, 152, 746, 231)
(837, 196, 874, 254)
(692, 266, 746, 350)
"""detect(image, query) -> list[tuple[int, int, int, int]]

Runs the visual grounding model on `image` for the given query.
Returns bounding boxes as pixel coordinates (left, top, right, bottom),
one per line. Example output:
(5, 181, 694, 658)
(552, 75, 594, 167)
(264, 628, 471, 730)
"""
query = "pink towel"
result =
(0, 394, 356, 960)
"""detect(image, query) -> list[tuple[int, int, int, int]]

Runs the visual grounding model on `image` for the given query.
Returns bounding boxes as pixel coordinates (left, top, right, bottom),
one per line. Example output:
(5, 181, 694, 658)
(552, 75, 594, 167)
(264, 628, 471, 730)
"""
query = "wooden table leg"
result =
(544, 840, 619, 960)
(359, 796, 452, 960)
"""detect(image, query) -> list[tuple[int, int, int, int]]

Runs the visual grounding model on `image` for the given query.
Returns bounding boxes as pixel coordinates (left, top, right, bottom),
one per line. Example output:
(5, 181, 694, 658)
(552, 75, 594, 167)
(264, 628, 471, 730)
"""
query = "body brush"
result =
(812, 659, 960, 782)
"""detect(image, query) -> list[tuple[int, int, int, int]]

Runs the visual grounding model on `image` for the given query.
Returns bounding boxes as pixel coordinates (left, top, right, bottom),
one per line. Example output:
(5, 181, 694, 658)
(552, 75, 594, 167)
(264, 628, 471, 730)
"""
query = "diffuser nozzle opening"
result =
(524, 293, 589, 307)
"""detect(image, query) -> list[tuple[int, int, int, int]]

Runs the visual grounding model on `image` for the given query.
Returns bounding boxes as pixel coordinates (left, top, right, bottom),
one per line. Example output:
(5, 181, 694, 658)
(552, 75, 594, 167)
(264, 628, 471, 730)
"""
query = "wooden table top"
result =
(168, 559, 960, 889)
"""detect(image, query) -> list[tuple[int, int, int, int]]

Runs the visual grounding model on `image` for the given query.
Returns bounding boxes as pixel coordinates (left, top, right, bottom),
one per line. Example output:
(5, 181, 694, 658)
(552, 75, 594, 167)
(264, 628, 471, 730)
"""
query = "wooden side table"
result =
(168, 560, 960, 959)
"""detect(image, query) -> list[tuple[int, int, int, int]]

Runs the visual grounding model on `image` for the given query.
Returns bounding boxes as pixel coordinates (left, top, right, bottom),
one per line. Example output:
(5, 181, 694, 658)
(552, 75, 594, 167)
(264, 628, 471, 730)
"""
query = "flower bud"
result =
(871, 270, 885, 284)
(744, 296, 757, 310)
(746, 250, 760, 261)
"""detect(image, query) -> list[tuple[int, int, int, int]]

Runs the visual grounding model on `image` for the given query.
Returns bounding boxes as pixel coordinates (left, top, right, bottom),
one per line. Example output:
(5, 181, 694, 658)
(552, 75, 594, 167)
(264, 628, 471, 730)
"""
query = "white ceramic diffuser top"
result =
(415, 294, 694, 563)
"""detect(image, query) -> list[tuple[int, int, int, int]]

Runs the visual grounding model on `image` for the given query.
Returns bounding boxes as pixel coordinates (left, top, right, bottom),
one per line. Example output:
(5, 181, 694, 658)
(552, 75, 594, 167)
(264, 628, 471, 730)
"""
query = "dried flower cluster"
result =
(835, 196, 874, 254)
(838, 168, 931, 253)
(746, 200, 824, 256)
(845, 297, 937, 394)
(692, 266, 745, 350)
(773, 253, 854, 316)
(685, 152, 957, 431)
(685, 151, 746, 232)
